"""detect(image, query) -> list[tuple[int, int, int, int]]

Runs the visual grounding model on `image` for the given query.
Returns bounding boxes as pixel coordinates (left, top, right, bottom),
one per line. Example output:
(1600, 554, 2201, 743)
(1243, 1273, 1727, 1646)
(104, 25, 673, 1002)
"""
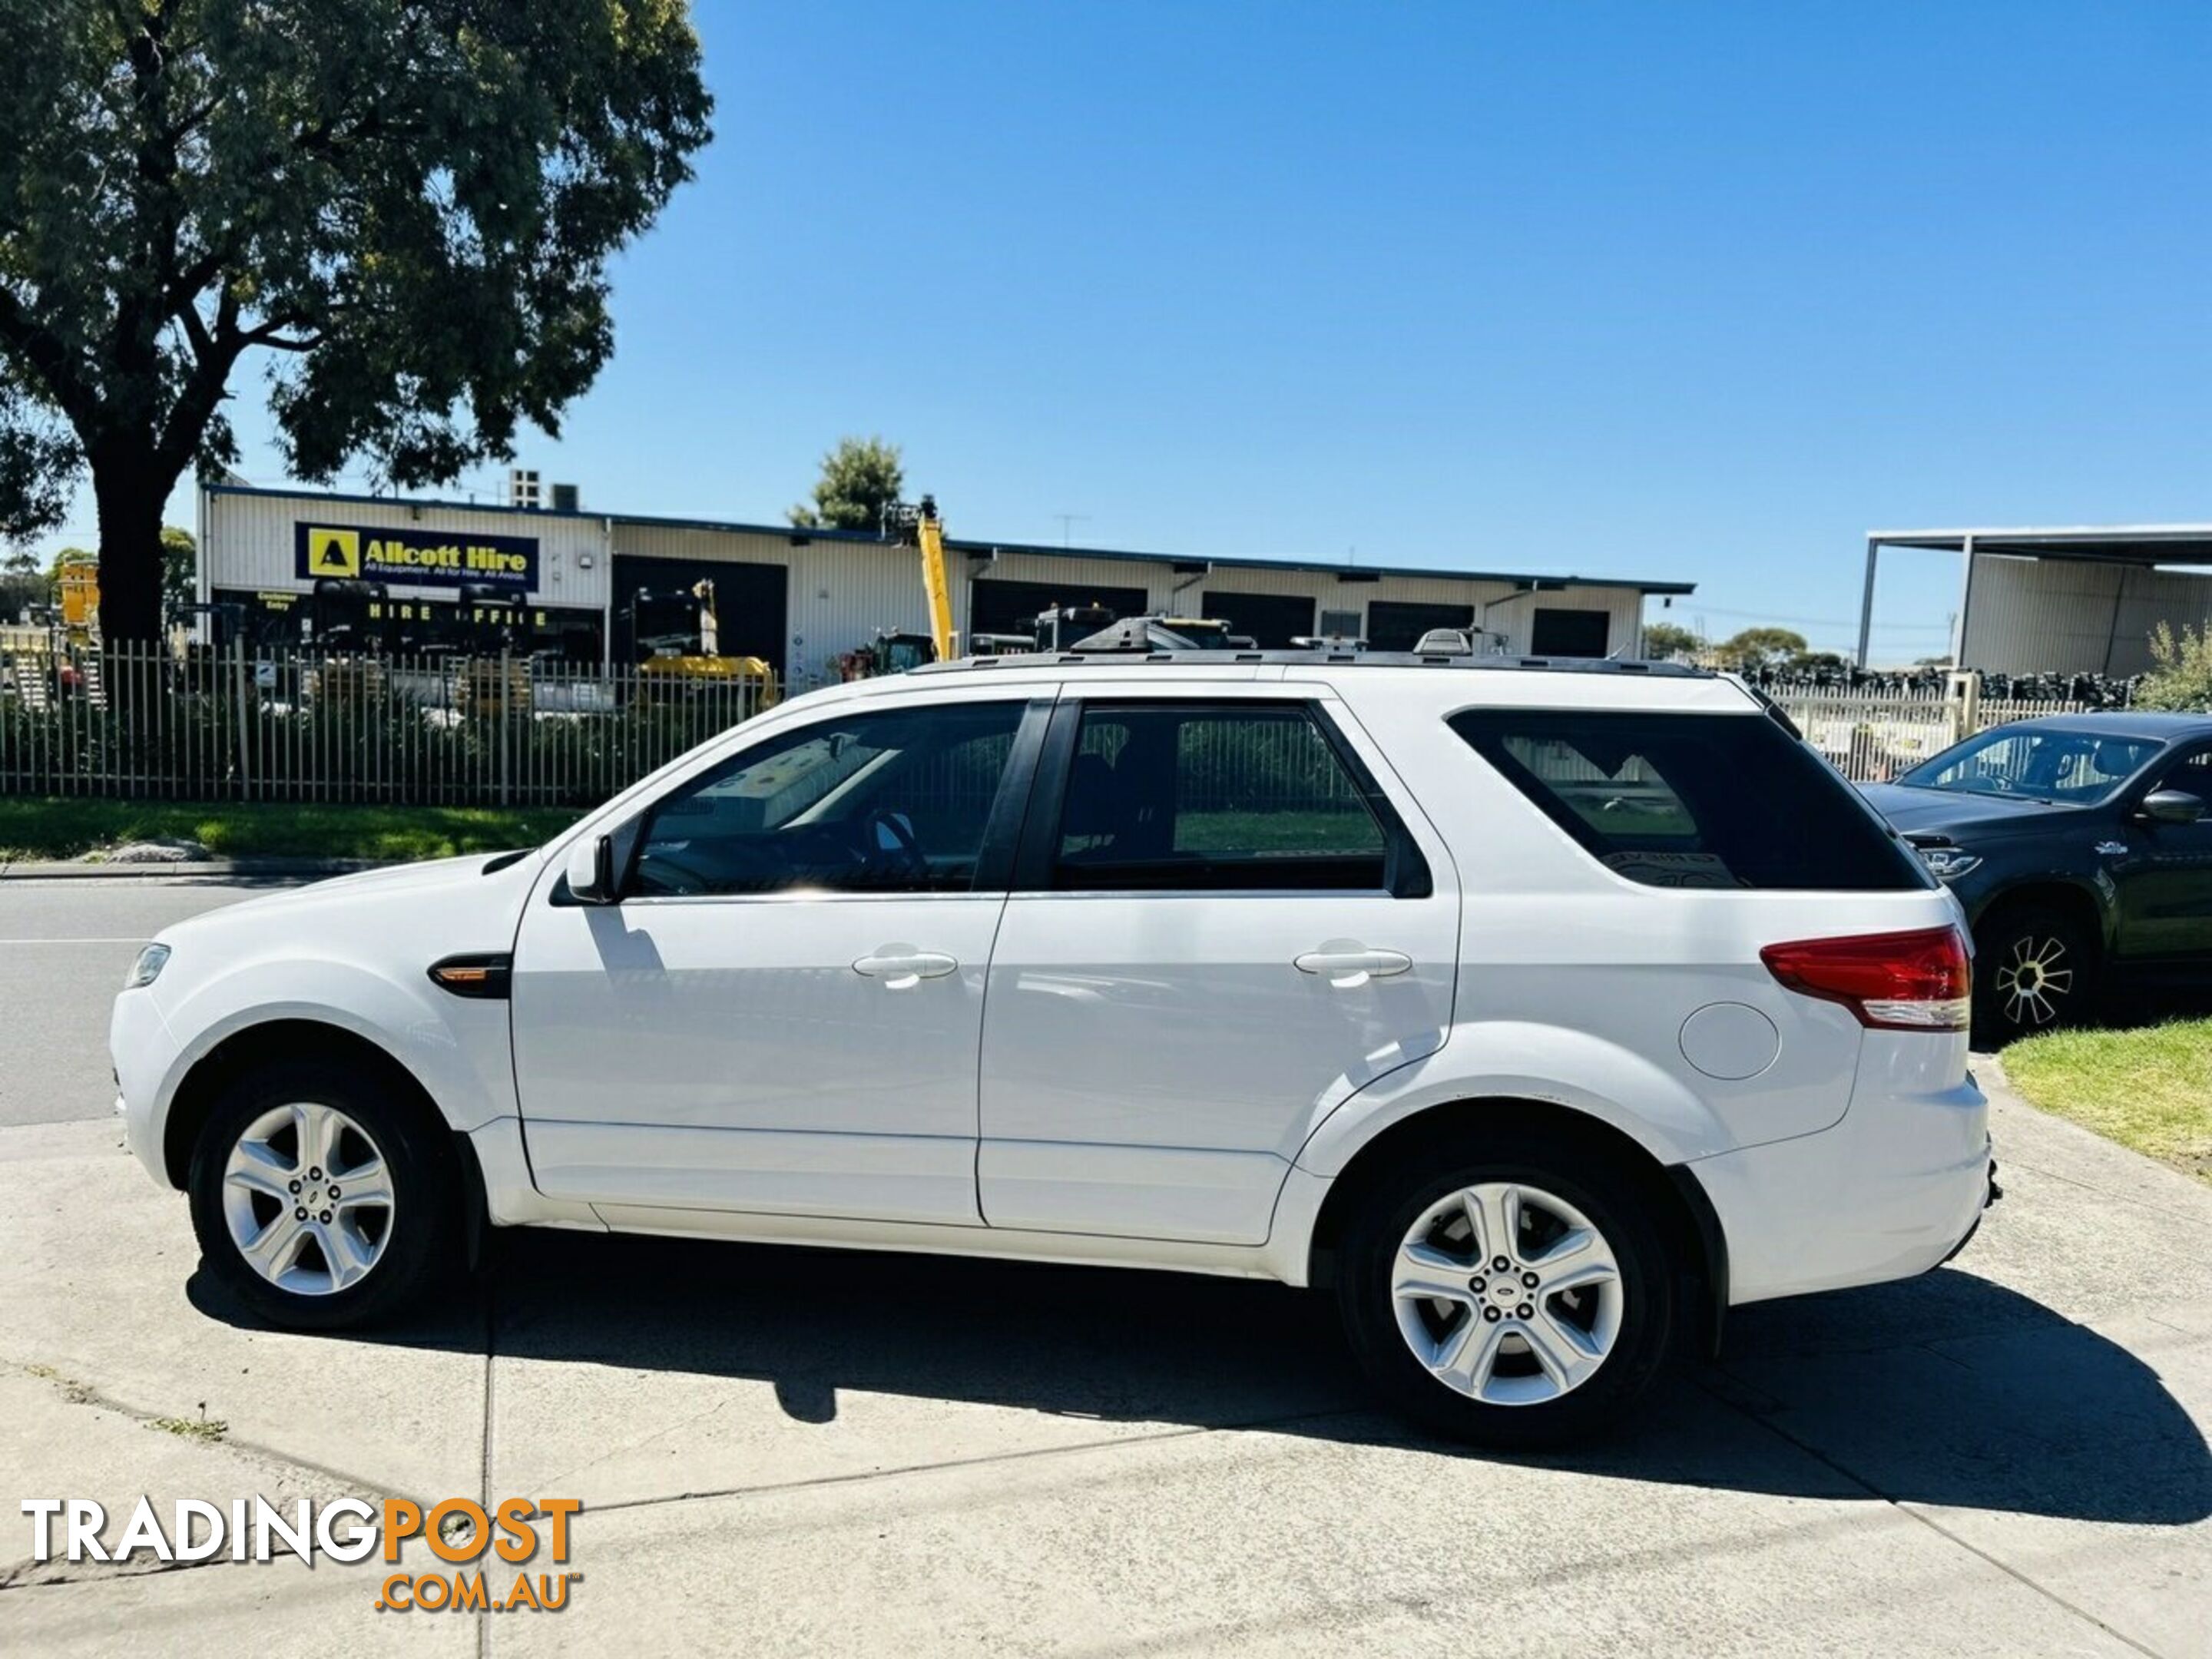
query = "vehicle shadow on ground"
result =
(189, 1230, 2210, 1526)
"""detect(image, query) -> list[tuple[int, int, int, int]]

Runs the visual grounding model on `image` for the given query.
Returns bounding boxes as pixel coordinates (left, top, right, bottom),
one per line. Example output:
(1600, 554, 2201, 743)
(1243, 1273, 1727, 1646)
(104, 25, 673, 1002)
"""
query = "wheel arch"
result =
(1972, 878, 2109, 959)
(163, 1019, 448, 1194)
(1302, 1097, 1730, 1357)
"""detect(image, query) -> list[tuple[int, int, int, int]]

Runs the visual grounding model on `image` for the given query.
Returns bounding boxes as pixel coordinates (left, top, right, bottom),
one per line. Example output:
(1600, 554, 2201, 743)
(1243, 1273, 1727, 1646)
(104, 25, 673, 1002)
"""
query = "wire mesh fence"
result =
(0, 643, 780, 806)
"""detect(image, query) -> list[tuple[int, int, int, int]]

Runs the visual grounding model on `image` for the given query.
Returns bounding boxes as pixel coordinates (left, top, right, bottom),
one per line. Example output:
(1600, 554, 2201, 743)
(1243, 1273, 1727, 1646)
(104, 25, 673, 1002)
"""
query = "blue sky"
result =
(94, 1, 2212, 661)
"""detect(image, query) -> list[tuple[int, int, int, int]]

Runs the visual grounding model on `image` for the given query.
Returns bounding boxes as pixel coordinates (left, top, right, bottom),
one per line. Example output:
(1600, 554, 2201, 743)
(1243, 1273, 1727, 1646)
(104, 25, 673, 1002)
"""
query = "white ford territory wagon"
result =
(112, 651, 1992, 1445)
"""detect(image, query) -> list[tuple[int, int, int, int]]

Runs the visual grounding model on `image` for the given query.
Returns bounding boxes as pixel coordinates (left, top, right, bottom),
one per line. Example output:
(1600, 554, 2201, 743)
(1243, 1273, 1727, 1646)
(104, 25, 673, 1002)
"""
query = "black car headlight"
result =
(1917, 846, 1983, 881)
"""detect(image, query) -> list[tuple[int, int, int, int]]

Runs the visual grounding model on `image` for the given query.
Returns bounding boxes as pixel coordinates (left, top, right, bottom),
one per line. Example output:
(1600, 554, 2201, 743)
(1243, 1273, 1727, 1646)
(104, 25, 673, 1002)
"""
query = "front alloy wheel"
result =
(188, 1058, 459, 1330)
(220, 1101, 396, 1295)
(1991, 932, 2075, 1029)
(1975, 907, 2092, 1039)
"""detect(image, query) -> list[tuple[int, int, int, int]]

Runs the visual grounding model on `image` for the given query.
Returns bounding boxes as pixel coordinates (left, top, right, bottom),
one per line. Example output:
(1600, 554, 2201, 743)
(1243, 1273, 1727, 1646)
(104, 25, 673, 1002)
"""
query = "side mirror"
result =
(2138, 789, 2206, 826)
(564, 833, 616, 903)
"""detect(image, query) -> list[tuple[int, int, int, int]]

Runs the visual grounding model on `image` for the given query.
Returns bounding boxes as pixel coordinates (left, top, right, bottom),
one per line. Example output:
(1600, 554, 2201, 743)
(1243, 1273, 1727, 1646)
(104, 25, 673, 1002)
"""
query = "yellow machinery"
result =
(58, 558, 98, 638)
(631, 578, 778, 705)
(884, 495, 956, 662)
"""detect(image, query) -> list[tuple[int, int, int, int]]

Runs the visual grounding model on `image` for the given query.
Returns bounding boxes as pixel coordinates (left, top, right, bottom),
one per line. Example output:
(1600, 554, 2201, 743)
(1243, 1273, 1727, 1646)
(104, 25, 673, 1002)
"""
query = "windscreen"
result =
(1893, 725, 2164, 804)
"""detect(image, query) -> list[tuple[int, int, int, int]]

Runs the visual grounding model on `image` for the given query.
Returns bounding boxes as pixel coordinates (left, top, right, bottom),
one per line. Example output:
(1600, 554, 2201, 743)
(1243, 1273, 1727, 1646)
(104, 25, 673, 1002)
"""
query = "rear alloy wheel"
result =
(1976, 908, 2092, 1038)
(1339, 1137, 1674, 1446)
(1390, 1182, 1624, 1406)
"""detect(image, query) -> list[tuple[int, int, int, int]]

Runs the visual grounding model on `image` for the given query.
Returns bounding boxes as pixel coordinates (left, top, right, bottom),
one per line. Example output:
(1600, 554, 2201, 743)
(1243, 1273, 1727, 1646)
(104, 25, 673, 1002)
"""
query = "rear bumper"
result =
(1684, 1056, 1989, 1306)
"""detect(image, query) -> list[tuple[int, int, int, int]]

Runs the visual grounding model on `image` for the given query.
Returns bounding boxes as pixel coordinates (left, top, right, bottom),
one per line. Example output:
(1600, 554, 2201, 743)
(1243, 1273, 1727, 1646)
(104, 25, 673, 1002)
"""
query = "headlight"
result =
(124, 943, 171, 989)
(1917, 846, 1982, 881)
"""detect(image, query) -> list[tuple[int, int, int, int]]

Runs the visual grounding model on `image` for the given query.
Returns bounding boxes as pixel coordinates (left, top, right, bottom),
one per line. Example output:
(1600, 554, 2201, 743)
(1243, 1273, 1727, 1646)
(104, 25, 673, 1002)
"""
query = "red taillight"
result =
(1760, 926, 1972, 1032)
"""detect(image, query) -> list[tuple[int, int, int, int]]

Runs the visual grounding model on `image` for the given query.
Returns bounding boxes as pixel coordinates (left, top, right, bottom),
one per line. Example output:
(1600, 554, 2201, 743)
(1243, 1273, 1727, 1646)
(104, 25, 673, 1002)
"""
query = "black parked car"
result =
(1860, 713, 2212, 1038)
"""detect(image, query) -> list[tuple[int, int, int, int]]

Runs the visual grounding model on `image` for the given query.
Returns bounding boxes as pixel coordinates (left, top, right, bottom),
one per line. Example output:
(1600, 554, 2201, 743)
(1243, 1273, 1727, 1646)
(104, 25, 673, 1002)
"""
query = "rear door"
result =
(976, 690, 1459, 1243)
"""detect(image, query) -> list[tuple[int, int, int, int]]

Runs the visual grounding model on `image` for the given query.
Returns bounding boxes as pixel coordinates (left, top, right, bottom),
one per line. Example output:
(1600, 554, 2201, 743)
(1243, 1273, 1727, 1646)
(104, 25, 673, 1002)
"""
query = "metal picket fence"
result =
(1777, 684, 2089, 782)
(0, 644, 2106, 805)
(0, 642, 780, 806)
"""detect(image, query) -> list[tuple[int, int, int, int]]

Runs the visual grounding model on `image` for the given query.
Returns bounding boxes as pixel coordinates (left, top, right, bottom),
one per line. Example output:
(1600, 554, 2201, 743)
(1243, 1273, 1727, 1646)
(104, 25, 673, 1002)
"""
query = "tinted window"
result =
(2151, 747, 2212, 802)
(1055, 705, 1389, 891)
(1452, 710, 1929, 892)
(1530, 608, 1611, 657)
(631, 702, 1025, 896)
(1368, 601, 1475, 653)
(1895, 724, 2164, 804)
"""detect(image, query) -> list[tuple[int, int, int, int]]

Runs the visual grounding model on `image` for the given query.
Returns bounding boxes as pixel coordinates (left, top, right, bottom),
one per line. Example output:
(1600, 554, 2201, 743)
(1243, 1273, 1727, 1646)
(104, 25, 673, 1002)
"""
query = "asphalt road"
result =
(0, 879, 260, 1128)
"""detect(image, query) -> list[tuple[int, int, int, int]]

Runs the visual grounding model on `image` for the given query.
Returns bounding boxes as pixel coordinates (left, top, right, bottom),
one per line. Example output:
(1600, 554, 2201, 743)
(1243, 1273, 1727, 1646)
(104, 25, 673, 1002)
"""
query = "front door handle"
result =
(1294, 945, 1414, 988)
(853, 947, 959, 989)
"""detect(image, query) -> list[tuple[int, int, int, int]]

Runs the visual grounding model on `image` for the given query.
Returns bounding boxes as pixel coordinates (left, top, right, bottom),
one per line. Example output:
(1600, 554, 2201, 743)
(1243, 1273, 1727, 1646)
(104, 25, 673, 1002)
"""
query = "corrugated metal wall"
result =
(1962, 553, 2212, 675)
(204, 488, 1655, 688)
(204, 489, 611, 608)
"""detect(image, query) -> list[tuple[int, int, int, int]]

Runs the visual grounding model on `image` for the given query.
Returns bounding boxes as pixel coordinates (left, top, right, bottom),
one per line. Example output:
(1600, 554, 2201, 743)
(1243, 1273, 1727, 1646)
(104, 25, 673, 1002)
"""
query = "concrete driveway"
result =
(2, 1081, 2205, 1656)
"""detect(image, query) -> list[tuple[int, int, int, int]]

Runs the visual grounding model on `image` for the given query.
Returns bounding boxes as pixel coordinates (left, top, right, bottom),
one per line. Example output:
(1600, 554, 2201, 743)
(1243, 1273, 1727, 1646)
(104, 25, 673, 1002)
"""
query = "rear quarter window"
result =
(1449, 709, 1932, 892)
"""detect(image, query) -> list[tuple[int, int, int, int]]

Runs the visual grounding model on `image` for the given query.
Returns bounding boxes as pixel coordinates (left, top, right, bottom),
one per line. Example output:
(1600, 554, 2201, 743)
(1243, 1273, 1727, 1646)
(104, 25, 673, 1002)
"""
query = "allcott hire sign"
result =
(294, 521, 540, 592)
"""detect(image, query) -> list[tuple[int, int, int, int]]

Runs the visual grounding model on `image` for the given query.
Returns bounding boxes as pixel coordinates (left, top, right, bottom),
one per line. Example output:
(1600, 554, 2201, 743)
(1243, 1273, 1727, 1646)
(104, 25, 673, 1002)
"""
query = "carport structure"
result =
(1857, 523, 2212, 674)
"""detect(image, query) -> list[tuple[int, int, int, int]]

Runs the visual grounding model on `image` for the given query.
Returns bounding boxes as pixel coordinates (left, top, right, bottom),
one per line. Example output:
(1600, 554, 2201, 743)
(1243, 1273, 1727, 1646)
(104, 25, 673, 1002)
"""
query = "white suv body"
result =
(113, 655, 1991, 1442)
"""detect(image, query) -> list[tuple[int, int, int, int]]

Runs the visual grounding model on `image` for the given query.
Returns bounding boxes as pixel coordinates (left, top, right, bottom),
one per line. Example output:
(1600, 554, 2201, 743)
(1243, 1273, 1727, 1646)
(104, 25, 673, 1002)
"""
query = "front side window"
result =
(2146, 746, 2212, 803)
(1894, 725, 2165, 805)
(629, 701, 1025, 896)
(1452, 709, 1929, 892)
(1052, 704, 1391, 891)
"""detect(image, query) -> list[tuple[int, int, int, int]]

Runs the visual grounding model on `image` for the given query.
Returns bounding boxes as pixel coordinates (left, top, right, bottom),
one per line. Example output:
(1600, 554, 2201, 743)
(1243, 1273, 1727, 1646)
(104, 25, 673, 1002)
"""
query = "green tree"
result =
(1711, 626, 1809, 671)
(0, 0, 713, 641)
(45, 545, 95, 583)
(790, 436, 906, 531)
(161, 524, 196, 618)
(22, 524, 197, 623)
(2135, 621, 2212, 711)
(0, 545, 43, 622)
(1641, 621, 1704, 660)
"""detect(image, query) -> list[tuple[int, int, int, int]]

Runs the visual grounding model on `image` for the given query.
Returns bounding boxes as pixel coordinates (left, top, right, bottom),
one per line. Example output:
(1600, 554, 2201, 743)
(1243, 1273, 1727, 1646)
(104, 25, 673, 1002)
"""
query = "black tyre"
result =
(186, 1058, 462, 1330)
(1974, 905, 2094, 1041)
(1337, 1132, 1676, 1448)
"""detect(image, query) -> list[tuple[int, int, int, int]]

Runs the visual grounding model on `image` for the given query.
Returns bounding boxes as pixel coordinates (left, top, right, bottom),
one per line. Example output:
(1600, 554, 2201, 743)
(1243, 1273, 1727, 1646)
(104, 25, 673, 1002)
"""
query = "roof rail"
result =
(910, 650, 1714, 678)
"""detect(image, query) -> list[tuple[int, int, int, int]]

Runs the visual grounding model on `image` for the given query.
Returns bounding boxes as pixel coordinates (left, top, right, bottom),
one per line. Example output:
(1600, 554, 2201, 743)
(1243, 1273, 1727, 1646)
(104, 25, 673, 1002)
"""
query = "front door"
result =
(512, 691, 1044, 1224)
(2115, 745, 2212, 964)
(978, 693, 1459, 1244)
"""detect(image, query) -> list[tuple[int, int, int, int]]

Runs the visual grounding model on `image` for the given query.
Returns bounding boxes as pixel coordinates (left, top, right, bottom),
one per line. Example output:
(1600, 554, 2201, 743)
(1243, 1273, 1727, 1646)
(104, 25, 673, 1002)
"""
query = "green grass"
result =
(148, 1415, 229, 1444)
(0, 797, 580, 863)
(2004, 1018, 2212, 1187)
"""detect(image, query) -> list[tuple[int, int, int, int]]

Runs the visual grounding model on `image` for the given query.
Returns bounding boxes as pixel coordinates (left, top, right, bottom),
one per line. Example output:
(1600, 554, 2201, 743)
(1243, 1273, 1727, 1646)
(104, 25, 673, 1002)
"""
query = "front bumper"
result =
(110, 985, 182, 1187)
(1685, 1051, 1991, 1306)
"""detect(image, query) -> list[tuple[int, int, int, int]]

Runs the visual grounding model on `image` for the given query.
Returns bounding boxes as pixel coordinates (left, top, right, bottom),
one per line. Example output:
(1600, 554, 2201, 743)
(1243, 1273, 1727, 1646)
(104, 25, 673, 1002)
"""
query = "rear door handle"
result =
(1294, 946, 1414, 988)
(853, 948, 959, 989)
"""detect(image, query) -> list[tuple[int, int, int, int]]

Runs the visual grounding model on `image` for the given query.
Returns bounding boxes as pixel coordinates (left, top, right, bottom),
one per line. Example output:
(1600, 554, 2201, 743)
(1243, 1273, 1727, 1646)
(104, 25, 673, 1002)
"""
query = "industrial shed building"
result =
(1857, 524, 2212, 676)
(199, 484, 1695, 690)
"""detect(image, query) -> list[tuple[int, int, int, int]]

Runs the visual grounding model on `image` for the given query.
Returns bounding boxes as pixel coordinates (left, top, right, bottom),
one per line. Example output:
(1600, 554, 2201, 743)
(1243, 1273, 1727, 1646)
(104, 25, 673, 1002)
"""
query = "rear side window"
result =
(1450, 710, 1930, 892)
(1053, 704, 1392, 891)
